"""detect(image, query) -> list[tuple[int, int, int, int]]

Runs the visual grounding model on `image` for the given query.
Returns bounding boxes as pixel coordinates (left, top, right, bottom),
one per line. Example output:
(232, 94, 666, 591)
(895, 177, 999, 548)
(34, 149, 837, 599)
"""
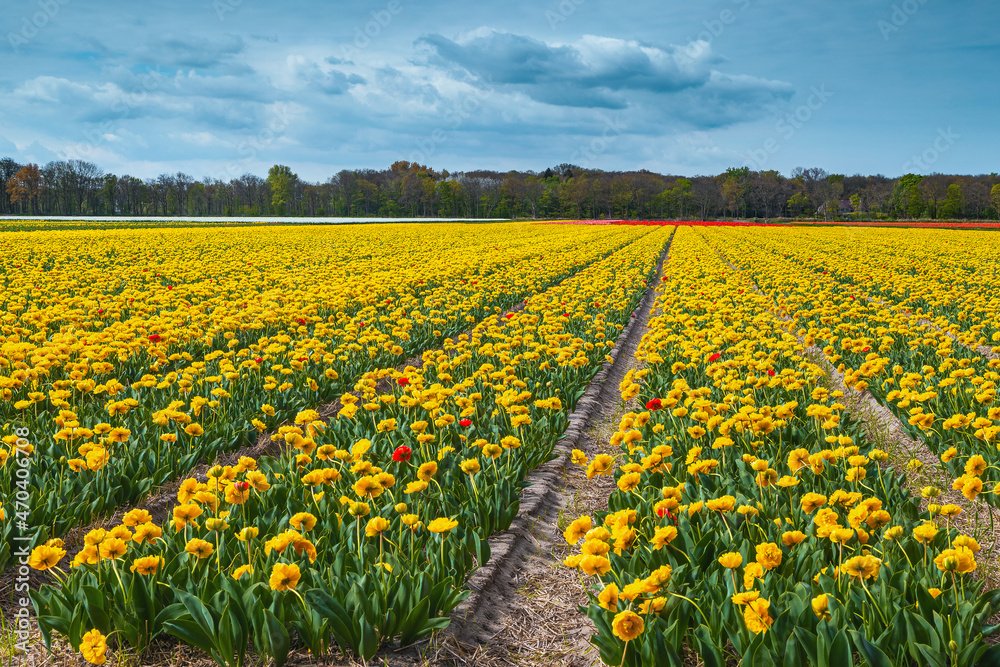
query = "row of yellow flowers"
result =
(702, 226, 1000, 509)
(0, 223, 652, 567)
(25, 224, 670, 664)
(565, 226, 1000, 666)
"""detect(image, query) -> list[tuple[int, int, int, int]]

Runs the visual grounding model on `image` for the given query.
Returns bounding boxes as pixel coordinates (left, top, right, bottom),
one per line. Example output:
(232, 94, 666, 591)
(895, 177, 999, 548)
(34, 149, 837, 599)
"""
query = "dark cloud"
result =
(295, 63, 364, 95)
(418, 31, 584, 85)
(415, 29, 792, 123)
(137, 34, 247, 70)
(416, 30, 719, 106)
(645, 72, 795, 130)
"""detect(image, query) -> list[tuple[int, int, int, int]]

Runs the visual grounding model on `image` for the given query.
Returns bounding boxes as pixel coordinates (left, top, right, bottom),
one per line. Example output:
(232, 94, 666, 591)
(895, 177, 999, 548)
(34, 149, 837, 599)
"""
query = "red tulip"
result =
(392, 445, 411, 462)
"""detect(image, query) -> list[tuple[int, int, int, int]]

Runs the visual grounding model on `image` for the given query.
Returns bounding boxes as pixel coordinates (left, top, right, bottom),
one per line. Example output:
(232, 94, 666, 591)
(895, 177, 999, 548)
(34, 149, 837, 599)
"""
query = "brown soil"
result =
(420, 241, 671, 666)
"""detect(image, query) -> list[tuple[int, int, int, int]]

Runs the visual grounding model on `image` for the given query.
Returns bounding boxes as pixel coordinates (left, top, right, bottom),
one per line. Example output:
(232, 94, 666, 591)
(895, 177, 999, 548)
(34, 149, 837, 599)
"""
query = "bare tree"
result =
(690, 177, 724, 220)
(0, 157, 22, 214)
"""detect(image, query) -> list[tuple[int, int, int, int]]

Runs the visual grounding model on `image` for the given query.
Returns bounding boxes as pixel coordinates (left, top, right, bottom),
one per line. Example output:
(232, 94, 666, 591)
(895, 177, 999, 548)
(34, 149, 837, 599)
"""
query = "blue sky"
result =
(2, 0, 997, 181)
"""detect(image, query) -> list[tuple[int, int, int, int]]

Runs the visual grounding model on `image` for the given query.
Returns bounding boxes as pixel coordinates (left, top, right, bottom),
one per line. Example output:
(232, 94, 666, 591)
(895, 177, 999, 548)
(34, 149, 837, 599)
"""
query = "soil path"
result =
(426, 234, 673, 667)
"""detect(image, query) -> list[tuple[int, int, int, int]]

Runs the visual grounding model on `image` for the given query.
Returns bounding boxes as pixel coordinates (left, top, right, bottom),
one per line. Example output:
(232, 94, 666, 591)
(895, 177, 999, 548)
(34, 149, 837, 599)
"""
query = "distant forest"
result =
(2, 157, 999, 221)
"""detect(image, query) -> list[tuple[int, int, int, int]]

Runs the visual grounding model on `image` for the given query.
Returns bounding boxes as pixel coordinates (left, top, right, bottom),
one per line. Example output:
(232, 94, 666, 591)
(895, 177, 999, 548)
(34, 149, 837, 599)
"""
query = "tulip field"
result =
(566, 224, 1000, 666)
(1, 221, 668, 665)
(5, 219, 1000, 666)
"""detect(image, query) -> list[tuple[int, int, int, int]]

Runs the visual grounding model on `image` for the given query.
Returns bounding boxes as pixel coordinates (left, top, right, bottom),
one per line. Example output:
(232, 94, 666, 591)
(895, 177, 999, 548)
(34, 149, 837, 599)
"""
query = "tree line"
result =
(3, 157, 999, 220)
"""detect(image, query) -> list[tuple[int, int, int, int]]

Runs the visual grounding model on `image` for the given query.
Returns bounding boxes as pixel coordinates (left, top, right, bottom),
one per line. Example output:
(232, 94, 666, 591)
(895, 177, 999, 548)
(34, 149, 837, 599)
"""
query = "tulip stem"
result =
(860, 578, 887, 626)
(720, 514, 733, 541)
(837, 543, 844, 596)
(665, 592, 709, 625)
(667, 543, 691, 563)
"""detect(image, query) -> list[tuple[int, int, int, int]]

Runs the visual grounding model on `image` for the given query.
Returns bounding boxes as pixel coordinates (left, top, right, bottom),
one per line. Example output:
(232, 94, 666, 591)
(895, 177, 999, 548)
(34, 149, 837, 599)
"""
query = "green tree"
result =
(722, 167, 750, 218)
(267, 164, 298, 216)
(890, 174, 923, 218)
(500, 176, 525, 218)
(610, 177, 634, 218)
(435, 180, 466, 217)
(671, 178, 692, 218)
(906, 186, 925, 219)
(992, 184, 1000, 221)
(939, 183, 963, 220)
(187, 182, 207, 215)
(849, 193, 861, 219)
(786, 191, 811, 217)
(102, 174, 118, 214)
(538, 187, 559, 217)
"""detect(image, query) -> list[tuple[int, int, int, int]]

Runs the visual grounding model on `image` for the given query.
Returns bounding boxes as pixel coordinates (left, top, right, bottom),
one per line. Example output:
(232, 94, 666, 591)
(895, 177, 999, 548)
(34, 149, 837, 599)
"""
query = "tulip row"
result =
(565, 226, 1000, 666)
(27, 226, 670, 665)
(701, 226, 1000, 510)
(0, 223, 652, 570)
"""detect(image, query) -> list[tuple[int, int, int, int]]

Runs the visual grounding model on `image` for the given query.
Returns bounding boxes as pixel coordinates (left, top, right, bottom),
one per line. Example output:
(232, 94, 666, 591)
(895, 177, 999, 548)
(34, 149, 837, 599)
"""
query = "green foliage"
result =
(939, 184, 963, 219)
(266, 165, 298, 216)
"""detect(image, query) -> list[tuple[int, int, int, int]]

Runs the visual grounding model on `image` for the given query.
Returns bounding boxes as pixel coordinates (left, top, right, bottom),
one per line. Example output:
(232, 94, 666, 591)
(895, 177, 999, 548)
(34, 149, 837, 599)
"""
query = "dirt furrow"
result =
(424, 234, 673, 667)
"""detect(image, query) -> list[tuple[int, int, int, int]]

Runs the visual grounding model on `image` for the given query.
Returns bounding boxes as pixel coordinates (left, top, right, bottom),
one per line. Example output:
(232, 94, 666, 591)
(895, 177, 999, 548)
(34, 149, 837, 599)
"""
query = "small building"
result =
(816, 199, 855, 216)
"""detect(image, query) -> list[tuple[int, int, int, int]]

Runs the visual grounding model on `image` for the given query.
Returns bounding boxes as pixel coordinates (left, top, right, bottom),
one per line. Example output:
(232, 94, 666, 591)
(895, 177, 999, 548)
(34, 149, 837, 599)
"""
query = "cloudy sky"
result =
(2, 0, 997, 181)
